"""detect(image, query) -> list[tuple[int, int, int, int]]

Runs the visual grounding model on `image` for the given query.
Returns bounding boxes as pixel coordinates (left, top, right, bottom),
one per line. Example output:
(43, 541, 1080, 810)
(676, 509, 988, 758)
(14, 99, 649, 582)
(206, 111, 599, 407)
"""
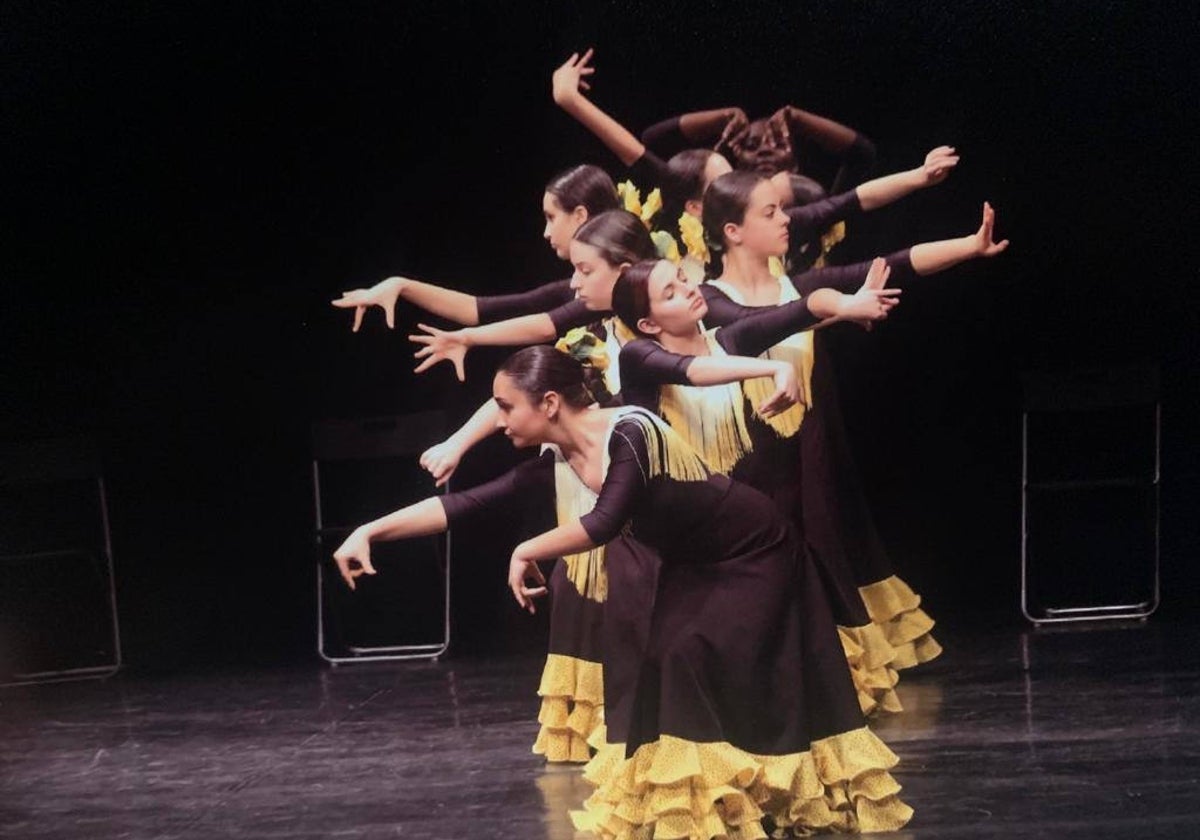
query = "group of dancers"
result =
(328, 50, 1008, 838)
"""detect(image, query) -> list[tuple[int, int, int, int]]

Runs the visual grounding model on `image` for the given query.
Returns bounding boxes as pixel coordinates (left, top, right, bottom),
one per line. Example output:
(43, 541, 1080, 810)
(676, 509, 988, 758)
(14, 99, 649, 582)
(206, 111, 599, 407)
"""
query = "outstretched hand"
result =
(332, 528, 377, 591)
(973, 201, 1010, 258)
(331, 277, 405, 332)
(921, 145, 959, 186)
(551, 48, 595, 105)
(410, 323, 469, 381)
(844, 257, 901, 329)
(508, 551, 548, 614)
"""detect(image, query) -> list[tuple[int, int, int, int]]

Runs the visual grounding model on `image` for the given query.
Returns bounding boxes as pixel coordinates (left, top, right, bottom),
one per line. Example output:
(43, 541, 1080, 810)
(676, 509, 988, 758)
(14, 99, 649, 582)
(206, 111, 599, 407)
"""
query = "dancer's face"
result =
(728, 180, 790, 258)
(641, 260, 706, 337)
(568, 240, 625, 311)
(543, 193, 586, 260)
(493, 372, 549, 448)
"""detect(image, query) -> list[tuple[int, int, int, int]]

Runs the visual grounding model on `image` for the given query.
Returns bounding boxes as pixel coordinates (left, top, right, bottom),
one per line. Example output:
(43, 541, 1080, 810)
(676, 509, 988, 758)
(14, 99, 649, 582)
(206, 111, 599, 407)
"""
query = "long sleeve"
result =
(618, 338, 695, 410)
(477, 279, 575, 324)
(578, 419, 651, 545)
(627, 149, 688, 198)
(548, 298, 603, 335)
(786, 190, 863, 243)
(439, 454, 554, 528)
(714, 298, 820, 357)
(699, 285, 762, 329)
(829, 133, 877, 195)
(790, 248, 916, 296)
(641, 115, 690, 159)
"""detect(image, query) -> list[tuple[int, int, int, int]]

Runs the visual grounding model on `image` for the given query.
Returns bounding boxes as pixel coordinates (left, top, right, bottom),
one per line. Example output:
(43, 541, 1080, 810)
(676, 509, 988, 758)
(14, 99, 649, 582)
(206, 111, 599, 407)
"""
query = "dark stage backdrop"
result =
(3, 1, 1197, 670)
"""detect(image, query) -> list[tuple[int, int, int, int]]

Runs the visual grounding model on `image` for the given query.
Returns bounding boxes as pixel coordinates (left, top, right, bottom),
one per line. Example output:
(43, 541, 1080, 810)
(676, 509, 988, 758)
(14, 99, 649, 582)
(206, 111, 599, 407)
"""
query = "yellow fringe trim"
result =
(572, 726, 913, 838)
(838, 624, 903, 718)
(534, 653, 605, 764)
(608, 408, 712, 485)
(740, 336, 812, 439)
(857, 576, 943, 671)
(704, 276, 815, 442)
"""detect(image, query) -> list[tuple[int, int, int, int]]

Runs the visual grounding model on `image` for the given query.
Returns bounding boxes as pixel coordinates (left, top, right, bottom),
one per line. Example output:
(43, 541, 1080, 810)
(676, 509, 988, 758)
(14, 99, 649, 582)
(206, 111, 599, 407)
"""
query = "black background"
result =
(3, 0, 1198, 670)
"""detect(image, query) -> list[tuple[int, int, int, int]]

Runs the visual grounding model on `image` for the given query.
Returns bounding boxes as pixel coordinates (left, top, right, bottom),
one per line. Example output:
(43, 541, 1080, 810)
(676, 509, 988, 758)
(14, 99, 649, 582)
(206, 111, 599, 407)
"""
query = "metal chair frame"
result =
(1019, 367, 1161, 625)
(311, 412, 450, 664)
(1, 441, 122, 687)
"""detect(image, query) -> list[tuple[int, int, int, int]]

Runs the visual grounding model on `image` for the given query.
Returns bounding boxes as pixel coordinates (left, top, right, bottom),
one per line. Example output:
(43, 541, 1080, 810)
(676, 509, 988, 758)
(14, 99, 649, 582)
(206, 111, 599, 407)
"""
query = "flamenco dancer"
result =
(698, 169, 1009, 679)
(328, 165, 628, 768)
(334, 200, 658, 765)
(331, 346, 914, 836)
(610, 255, 909, 715)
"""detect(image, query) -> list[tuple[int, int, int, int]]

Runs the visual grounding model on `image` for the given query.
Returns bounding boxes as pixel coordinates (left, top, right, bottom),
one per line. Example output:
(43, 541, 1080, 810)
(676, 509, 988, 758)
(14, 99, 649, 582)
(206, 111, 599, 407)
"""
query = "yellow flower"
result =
(821, 220, 846, 254)
(616, 181, 642, 218)
(554, 327, 610, 373)
(678, 213, 708, 264)
(768, 256, 785, 278)
(651, 230, 681, 263)
(640, 188, 663, 226)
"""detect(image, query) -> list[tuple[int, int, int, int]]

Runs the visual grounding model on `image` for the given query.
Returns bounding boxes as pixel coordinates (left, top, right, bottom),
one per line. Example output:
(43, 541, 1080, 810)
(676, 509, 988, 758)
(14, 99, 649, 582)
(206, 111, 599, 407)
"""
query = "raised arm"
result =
(552, 49, 645, 167)
(642, 108, 749, 158)
(769, 105, 878, 193)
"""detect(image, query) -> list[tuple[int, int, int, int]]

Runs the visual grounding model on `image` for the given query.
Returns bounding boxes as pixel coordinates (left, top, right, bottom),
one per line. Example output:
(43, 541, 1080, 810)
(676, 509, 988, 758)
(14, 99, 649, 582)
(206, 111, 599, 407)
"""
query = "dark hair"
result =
(787, 172, 828, 207)
(545, 164, 620, 217)
(656, 149, 716, 239)
(572, 209, 658, 266)
(610, 259, 665, 340)
(498, 345, 614, 410)
(700, 170, 768, 277)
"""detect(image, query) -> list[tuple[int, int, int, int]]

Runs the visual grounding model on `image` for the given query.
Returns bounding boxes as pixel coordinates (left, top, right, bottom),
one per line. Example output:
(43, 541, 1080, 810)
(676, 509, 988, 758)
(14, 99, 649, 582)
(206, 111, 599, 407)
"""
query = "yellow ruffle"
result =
(838, 624, 902, 717)
(857, 576, 944, 671)
(572, 726, 913, 838)
(534, 653, 606, 764)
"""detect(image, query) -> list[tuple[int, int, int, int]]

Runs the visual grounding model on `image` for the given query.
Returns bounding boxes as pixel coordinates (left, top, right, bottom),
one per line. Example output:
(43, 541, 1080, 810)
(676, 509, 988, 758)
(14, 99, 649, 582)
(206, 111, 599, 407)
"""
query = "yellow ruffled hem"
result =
(533, 653, 605, 763)
(837, 624, 902, 717)
(572, 726, 913, 838)
(857, 576, 944, 671)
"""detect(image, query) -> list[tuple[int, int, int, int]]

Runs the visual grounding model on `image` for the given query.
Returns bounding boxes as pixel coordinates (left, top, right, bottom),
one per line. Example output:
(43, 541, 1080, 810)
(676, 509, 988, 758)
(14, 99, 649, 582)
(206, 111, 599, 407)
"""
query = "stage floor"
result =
(3, 617, 1199, 839)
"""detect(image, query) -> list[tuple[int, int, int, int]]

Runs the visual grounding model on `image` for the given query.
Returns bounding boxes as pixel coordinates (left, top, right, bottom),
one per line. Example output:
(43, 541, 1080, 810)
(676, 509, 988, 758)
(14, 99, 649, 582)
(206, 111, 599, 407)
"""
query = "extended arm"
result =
(908, 202, 1009, 274)
(332, 276, 480, 330)
(410, 314, 558, 381)
(332, 498, 449, 590)
(333, 277, 576, 332)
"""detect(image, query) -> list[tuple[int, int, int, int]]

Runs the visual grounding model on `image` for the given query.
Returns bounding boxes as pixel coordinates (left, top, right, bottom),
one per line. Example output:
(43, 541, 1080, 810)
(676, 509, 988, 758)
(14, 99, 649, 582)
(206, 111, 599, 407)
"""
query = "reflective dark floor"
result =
(3, 616, 1200, 839)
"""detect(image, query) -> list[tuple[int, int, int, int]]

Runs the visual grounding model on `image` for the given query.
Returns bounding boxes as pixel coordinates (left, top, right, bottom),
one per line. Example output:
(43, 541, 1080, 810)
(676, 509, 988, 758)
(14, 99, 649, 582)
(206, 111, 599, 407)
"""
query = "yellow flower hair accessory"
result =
(617, 180, 642, 218)
(554, 326, 610, 373)
(678, 213, 708, 264)
(616, 181, 663, 229)
(651, 230, 681, 263)
(639, 188, 662, 226)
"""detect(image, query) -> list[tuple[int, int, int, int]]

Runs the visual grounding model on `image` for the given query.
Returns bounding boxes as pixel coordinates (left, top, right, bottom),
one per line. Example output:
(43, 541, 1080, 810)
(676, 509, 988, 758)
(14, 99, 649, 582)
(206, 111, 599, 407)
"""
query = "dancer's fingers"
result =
(352, 305, 365, 333)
